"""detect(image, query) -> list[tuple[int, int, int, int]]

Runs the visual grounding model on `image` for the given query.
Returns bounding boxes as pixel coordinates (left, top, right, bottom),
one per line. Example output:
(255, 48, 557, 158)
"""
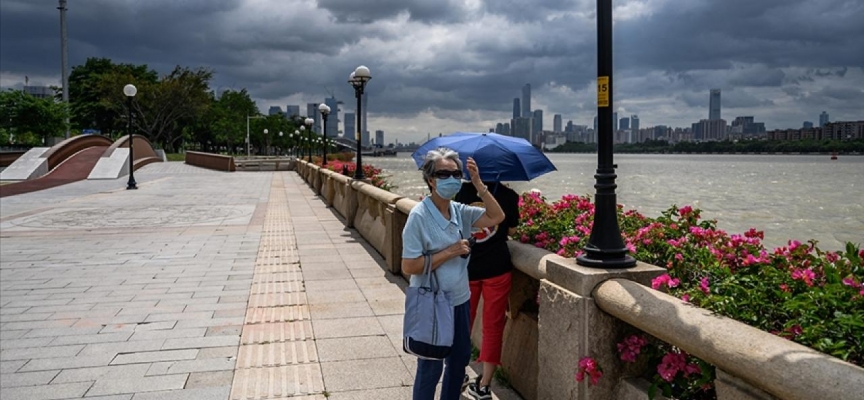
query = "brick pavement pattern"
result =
(0, 163, 416, 399)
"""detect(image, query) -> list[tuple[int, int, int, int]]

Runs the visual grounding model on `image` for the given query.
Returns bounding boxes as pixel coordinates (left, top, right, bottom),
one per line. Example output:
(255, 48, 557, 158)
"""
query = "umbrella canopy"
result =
(411, 132, 557, 181)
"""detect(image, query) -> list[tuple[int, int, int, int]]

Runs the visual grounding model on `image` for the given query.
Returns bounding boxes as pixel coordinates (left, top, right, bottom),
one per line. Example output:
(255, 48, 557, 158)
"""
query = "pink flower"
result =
(575, 357, 602, 385)
(779, 284, 791, 293)
(787, 325, 803, 337)
(791, 269, 815, 287)
(520, 234, 529, 243)
(651, 274, 680, 290)
(679, 206, 693, 217)
(617, 335, 648, 363)
(859, 249, 864, 259)
(699, 277, 710, 295)
(825, 252, 840, 263)
(669, 223, 678, 230)
(681, 294, 690, 302)
(675, 253, 683, 262)
(657, 351, 687, 382)
(683, 363, 702, 377)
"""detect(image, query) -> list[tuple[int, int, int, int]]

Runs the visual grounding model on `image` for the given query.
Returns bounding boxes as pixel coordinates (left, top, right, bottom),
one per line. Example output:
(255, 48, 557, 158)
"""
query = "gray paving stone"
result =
(0, 370, 60, 388)
(86, 373, 188, 397)
(184, 371, 234, 389)
(327, 386, 413, 399)
(0, 312, 55, 323)
(143, 312, 214, 323)
(174, 317, 243, 329)
(19, 353, 116, 372)
(24, 327, 103, 338)
(316, 336, 398, 362)
(0, 344, 84, 360)
(320, 357, 413, 392)
(195, 347, 237, 360)
(130, 386, 230, 400)
(78, 339, 165, 357)
(313, 317, 385, 339)
(0, 337, 54, 350)
(146, 358, 235, 375)
(110, 350, 198, 365)
(0, 381, 92, 400)
(52, 364, 150, 384)
(128, 328, 206, 341)
(50, 332, 133, 346)
(161, 336, 240, 350)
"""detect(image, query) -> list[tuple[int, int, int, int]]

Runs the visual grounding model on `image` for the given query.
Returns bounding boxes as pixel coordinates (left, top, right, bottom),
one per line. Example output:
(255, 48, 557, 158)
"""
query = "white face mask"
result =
(435, 177, 461, 199)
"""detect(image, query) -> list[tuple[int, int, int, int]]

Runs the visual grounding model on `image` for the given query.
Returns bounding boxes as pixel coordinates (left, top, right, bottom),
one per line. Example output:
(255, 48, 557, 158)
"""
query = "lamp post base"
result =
(126, 184, 138, 190)
(576, 250, 636, 269)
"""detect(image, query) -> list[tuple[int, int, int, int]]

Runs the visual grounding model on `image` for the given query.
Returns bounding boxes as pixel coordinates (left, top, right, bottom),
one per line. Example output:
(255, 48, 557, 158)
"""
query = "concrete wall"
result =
(293, 160, 864, 400)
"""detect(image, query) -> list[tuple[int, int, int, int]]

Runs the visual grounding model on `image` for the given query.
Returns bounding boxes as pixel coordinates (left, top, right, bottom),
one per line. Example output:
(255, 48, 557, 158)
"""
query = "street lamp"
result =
(318, 103, 331, 166)
(246, 115, 264, 157)
(304, 117, 314, 162)
(349, 65, 371, 180)
(299, 126, 306, 161)
(263, 128, 269, 156)
(279, 131, 283, 156)
(576, 0, 636, 269)
(293, 130, 299, 157)
(123, 84, 138, 190)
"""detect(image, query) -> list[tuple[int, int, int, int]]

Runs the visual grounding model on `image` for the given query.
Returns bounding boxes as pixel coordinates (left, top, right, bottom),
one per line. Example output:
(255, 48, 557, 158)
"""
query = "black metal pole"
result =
(354, 86, 365, 180)
(307, 127, 312, 162)
(321, 113, 328, 166)
(126, 96, 137, 190)
(576, 0, 634, 268)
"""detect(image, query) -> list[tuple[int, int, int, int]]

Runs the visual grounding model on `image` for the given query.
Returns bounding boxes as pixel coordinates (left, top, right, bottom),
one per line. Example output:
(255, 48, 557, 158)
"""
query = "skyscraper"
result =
(512, 98, 521, 119)
(324, 97, 340, 138)
(268, 106, 283, 116)
(306, 103, 320, 133)
(285, 105, 300, 118)
(521, 84, 531, 117)
(375, 130, 384, 146)
(631, 115, 640, 132)
(362, 93, 369, 142)
(709, 89, 721, 120)
(532, 110, 543, 141)
(612, 112, 618, 130)
(819, 111, 829, 127)
(344, 113, 355, 140)
(553, 114, 562, 133)
(619, 117, 630, 130)
(803, 121, 814, 129)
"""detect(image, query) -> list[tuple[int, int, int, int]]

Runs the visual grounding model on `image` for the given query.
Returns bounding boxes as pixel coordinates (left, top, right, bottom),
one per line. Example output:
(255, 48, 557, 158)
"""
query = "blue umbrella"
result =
(411, 132, 557, 181)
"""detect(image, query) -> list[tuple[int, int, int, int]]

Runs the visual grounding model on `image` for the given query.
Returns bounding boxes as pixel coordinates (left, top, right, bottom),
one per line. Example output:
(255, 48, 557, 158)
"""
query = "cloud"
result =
(1, 0, 862, 143)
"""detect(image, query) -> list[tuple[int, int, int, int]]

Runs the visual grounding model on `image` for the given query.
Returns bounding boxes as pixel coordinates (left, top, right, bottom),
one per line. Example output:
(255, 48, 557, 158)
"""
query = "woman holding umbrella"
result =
(402, 147, 505, 400)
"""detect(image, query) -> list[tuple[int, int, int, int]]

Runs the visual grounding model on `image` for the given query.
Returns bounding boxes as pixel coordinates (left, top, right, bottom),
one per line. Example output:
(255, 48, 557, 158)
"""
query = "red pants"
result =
(468, 272, 511, 365)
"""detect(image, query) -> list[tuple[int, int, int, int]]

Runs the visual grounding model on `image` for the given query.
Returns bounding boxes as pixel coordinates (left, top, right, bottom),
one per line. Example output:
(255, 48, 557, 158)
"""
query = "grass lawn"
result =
(166, 153, 185, 162)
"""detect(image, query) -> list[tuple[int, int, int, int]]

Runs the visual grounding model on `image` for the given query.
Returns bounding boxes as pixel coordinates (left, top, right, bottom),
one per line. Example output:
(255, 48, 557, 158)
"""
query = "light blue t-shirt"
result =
(402, 197, 486, 306)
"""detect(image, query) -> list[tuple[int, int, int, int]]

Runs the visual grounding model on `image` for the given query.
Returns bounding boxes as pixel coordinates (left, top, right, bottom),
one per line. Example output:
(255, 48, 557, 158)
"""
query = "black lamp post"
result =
(123, 84, 138, 190)
(304, 118, 314, 162)
(349, 65, 371, 180)
(292, 130, 299, 157)
(263, 129, 269, 156)
(278, 131, 283, 156)
(318, 103, 331, 166)
(576, 0, 636, 268)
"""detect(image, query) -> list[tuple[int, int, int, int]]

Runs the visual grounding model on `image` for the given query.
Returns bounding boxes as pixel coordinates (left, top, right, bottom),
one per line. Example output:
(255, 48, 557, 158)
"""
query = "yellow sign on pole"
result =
(597, 76, 609, 107)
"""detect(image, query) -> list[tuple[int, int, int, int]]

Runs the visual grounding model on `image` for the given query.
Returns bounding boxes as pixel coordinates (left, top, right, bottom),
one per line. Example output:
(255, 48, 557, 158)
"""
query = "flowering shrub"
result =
(318, 159, 395, 192)
(575, 356, 603, 386)
(515, 192, 864, 398)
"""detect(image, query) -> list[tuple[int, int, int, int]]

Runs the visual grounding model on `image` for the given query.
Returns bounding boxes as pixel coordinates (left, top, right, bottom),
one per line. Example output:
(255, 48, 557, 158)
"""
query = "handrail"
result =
(593, 278, 864, 400)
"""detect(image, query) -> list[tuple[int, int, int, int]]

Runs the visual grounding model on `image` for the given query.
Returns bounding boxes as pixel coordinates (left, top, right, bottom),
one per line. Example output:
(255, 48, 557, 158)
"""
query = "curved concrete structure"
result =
(88, 134, 163, 180)
(0, 146, 107, 197)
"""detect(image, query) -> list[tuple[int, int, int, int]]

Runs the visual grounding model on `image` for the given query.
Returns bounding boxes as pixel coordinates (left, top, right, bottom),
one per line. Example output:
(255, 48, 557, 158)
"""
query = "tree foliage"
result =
(0, 89, 69, 146)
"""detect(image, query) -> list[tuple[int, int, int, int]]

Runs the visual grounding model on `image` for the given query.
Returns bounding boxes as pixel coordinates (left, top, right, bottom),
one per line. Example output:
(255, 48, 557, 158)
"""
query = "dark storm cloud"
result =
(1, 0, 862, 134)
(316, 0, 470, 23)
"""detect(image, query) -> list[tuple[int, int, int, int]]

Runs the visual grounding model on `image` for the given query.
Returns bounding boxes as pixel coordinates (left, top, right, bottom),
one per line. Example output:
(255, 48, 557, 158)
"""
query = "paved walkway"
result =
(0, 163, 519, 400)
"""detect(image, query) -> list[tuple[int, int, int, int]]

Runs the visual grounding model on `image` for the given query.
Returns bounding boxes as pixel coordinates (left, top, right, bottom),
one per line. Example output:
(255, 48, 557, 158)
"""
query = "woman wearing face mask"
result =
(402, 147, 505, 400)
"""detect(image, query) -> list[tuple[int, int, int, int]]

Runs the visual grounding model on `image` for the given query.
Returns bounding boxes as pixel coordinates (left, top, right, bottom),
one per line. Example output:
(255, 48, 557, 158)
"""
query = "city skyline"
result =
(1, 0, 863, 145)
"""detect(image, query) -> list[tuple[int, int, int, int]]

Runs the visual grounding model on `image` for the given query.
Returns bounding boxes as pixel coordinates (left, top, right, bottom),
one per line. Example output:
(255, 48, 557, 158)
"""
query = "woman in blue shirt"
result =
(402, 147, 505, 400)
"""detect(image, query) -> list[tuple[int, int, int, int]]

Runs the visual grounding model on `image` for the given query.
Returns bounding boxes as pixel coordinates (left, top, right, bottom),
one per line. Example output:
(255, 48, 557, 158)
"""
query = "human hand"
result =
(447, 239, 471, 258)
(466, 157, 482, 185)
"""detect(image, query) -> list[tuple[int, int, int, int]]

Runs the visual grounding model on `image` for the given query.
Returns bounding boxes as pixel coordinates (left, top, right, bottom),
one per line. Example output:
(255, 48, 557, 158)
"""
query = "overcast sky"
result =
(2, 0, 863, 144)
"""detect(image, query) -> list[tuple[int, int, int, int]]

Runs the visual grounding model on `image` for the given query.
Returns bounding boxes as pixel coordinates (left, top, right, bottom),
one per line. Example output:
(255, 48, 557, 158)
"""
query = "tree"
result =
(68, 57, 158, 135)
(205, 89, 258, 154)
(0, 89, 69, 145)
(99, 66, 214, 151)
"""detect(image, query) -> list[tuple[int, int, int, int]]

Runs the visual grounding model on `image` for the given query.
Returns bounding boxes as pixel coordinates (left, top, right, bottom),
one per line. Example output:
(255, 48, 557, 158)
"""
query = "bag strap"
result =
(421, 254, 440, 292)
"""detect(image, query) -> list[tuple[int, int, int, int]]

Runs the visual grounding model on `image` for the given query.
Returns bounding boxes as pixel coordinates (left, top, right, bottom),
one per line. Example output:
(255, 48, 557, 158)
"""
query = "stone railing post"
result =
(313, 168, 323, 195)
(344, 179, 361, 229)
(384, 204, 403, 275)
(537, 258, 664, 400)
(324, 174, 335, 208)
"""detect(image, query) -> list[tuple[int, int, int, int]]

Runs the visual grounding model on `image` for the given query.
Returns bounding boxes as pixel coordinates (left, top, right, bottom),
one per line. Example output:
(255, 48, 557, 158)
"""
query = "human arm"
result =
(401, 240, 471, 275)
(466, 157, 504, 229)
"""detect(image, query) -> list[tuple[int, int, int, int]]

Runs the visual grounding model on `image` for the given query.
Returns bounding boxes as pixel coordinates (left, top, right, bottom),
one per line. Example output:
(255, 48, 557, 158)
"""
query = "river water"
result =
(365, 153, 863, 251)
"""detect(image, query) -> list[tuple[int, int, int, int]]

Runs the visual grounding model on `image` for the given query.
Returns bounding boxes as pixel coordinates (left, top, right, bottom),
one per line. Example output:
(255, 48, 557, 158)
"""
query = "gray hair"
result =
(420, 147, 462, 184)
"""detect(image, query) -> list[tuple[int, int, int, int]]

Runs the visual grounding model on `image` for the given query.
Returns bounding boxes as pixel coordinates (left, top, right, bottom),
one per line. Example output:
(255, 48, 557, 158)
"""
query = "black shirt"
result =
(454, 181, 520, 281)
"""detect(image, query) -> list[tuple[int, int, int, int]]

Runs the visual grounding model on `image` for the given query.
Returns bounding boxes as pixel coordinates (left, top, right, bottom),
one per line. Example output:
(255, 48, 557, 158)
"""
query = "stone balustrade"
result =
(294, 160, 864, 400)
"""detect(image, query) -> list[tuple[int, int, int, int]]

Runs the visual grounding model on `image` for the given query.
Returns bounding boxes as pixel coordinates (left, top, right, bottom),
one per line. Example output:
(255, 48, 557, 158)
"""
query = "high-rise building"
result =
(631, 115, 640, 132)
(803, 121, 814, 129)
(512, 117, 532, 142)
(819, 111, 829, 127)
(306, 103, 320, 134)
(594, 116, 598, 132)
(502, 123, 510, 136)
(612, 112, 618, 130)
(512, 98, 521, 119)
(521, 84, 531, 117)
(23, 85, 53, 99)
(495, 123, 504, 134)
(709, 89, 721, 120)
(619, 117, 630, 130)
(553, 114, 562, 133)
(375, 130, 384, 146)
(285, 105, 300, 118)
(344, 113, 355, 140)
(268, 106, 284, 116)
(362, 93, 369, 142)
(532, 110, 543, 141)
(693, 119, 727, 141)
(324, 97, 340, 138)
